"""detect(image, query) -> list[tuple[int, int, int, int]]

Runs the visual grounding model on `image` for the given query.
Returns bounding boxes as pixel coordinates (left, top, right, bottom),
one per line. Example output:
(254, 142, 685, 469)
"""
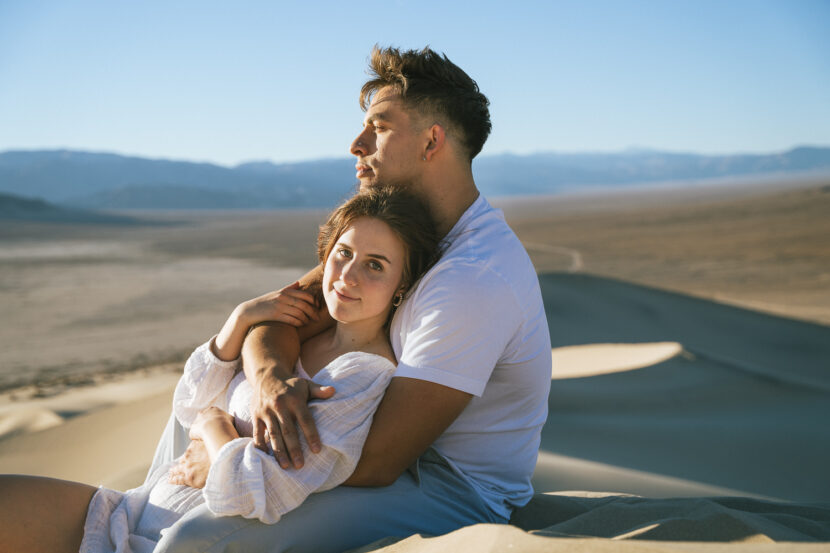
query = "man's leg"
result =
(154, 449, 504, 553)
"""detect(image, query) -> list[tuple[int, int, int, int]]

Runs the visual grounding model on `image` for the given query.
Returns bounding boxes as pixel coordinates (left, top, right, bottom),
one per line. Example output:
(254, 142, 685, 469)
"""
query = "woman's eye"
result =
(369, 260, 383, 271)
(338, 248, 352, 258)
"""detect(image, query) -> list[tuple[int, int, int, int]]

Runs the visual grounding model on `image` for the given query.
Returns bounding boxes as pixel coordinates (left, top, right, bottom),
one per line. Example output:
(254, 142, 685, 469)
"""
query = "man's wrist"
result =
(241, 322, 302, 388)
(253, 362, 293, 385)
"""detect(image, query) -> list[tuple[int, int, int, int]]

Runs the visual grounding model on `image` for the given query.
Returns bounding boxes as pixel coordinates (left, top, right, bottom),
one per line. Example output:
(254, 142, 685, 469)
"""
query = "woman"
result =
(0, 185, 441, 553)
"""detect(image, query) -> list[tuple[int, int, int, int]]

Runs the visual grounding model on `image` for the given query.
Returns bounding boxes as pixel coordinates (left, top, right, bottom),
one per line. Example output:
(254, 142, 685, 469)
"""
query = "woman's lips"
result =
(335, 289, 358, 302)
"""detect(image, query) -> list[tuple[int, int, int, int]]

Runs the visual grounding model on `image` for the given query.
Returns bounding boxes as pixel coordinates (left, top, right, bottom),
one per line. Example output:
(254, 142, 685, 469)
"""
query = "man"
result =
(155, 46, 551, 553)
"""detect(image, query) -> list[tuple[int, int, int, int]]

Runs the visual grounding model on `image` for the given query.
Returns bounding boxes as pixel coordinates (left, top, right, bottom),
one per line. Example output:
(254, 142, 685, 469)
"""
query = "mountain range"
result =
(1, 146, 829, 212)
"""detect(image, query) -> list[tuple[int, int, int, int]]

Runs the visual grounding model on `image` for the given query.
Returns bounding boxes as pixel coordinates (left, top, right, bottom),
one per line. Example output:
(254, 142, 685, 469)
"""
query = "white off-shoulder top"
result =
(80, 340, 395, 553)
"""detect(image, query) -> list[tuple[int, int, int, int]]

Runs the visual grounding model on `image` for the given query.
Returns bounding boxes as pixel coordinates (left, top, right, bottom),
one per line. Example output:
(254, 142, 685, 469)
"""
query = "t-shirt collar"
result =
(444, 194, 488, 246)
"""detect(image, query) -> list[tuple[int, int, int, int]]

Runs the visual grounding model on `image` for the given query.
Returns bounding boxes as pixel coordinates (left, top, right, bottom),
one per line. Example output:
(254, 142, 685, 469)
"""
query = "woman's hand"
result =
(168, 439, 211, 488)
(211, 282, 319, 361)
(187, 407, 240, 464)
(238, 282, 320, 329)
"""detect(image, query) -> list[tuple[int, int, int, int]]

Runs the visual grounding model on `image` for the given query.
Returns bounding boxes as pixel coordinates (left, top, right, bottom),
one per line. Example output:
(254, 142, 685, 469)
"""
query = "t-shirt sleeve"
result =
(395, 263, 520, 397)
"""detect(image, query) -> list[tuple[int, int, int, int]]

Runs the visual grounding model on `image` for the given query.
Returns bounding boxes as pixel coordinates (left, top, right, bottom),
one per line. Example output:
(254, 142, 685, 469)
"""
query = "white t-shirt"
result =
(390, 194, 551, 519)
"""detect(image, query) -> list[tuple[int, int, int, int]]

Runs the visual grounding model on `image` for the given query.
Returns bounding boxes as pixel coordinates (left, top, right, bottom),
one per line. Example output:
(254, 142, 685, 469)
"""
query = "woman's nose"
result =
(341, 260, 359, 285)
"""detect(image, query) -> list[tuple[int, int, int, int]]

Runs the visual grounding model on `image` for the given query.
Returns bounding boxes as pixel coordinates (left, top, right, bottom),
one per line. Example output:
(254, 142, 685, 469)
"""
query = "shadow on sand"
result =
(536, 272, 830, 502)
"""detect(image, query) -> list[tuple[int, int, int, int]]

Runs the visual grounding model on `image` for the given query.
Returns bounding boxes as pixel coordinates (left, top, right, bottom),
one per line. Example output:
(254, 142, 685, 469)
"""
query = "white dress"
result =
(80, 341, 395, 553)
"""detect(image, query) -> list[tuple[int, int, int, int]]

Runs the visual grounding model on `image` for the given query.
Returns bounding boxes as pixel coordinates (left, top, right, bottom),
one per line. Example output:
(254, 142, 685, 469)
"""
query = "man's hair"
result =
(315, 185, 442, 311)
(359, 46, 491, 161)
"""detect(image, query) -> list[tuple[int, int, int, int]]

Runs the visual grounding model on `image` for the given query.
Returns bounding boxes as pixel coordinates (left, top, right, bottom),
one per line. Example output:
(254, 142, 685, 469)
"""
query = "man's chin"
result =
(357, 177, 420, 195)
(358, 176, 383, 191)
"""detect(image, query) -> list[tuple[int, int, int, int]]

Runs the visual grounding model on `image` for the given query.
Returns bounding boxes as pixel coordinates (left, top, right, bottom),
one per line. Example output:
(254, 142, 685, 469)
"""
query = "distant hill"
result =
(473, 146, 830, 195)
(1, 147, 828, 209)
(0, 150, 355, 209)
(0, 191, 141, 224)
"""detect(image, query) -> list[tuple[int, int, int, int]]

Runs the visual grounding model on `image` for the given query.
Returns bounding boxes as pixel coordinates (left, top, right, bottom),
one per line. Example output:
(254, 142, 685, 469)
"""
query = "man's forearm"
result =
(241, 264, 325, 385)
(342, 378, 473, 487)
(242, 322, 301, 384)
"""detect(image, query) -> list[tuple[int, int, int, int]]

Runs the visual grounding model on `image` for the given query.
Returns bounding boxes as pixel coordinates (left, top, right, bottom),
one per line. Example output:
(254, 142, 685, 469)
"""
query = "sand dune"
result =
(540, 272, 830, 502)
(0, 371, 179, 490)
(1, 182, 829, 549)
(1, 276, 828, 549)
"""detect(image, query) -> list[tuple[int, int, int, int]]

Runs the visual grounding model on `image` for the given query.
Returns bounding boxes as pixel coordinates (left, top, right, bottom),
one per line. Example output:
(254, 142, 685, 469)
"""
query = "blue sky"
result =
(1, 0, 828, 166)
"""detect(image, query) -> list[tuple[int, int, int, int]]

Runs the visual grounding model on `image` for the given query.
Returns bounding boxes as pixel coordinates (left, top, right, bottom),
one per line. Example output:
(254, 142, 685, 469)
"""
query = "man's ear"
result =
(423, 124, 446, 161)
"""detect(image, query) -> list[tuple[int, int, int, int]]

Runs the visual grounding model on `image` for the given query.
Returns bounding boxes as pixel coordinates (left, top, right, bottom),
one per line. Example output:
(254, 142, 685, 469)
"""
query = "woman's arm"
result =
(189, 407, 240, 461)
(167, 408, 240, 489)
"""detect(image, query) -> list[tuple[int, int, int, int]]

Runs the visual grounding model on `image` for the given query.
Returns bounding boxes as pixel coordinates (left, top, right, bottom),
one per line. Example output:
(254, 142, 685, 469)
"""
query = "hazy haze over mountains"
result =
(1, 147, 829, 213)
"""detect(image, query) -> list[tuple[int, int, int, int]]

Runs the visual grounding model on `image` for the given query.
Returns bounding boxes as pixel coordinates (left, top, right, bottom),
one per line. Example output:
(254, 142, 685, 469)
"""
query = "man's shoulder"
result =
(438, 209, 536, 288)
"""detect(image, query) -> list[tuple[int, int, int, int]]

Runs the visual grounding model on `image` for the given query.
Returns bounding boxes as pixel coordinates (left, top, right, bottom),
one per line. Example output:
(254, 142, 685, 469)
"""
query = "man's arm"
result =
(343, 376, 472, 486)
(242, 265, 336, 470)
(344, 263, 517, 487)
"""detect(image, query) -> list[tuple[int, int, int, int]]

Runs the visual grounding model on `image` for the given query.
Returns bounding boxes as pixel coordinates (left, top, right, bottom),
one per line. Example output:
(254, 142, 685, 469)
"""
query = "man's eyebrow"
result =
(365, 111, 392, 124)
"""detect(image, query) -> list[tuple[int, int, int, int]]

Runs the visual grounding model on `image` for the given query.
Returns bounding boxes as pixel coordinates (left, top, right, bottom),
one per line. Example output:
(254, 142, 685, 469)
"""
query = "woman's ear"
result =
(392, 284, 407, 307)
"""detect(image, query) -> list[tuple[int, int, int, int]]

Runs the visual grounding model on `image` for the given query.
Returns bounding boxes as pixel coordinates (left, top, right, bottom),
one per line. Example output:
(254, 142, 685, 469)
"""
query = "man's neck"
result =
(420, 163, 480, 238)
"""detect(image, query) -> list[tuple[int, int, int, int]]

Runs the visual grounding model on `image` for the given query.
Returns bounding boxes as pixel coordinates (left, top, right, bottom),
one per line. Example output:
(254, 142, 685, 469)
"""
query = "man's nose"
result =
(350, 129, 371, 157)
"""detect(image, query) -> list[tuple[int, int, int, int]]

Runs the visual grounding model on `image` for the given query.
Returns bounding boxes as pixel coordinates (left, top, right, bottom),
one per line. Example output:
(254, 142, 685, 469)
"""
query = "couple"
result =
(0, 46, 551, 553)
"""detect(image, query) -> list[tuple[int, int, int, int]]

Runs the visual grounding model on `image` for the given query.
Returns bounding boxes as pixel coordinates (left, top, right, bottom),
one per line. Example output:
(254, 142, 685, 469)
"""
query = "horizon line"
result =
(1, 144, 829, 169)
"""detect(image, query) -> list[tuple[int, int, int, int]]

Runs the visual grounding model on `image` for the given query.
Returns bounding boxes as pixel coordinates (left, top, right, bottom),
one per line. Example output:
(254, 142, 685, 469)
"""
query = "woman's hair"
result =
(359, 45, 491, 162)
(315, 185, 442, 309)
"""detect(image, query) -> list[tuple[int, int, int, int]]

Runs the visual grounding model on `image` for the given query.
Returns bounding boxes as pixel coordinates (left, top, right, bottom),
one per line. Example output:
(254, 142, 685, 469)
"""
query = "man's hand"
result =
(168, 439, 211, 489)
(251, 375, 335, 470)
(241, 265, 335, 470)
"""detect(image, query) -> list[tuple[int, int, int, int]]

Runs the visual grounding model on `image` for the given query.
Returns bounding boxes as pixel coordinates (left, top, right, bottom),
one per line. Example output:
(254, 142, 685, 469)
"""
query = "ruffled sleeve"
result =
(173, 338, 241, 428)
(201, 352, 395, 523)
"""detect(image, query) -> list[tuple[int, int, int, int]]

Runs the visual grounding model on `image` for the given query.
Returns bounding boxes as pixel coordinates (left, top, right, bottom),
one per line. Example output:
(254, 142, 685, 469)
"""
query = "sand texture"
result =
(1, 180, 829, 549)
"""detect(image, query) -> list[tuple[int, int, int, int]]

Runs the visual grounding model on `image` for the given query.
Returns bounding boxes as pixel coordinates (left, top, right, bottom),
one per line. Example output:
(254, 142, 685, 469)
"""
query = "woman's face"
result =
(323, 216, 406, 326)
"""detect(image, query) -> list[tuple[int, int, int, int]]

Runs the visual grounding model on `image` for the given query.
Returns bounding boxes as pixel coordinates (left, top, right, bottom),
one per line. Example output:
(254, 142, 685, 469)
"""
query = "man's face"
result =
(349, 87, 426, 190)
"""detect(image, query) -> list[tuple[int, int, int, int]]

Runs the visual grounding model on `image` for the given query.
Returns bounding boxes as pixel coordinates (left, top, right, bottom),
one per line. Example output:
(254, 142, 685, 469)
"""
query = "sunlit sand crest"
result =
(551, 342, 684, 379)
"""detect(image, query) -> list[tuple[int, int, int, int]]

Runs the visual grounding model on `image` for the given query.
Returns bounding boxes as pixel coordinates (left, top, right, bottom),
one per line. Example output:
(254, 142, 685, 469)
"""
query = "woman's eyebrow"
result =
(337, 240, 390, 264)
(367, 253, 391, 264)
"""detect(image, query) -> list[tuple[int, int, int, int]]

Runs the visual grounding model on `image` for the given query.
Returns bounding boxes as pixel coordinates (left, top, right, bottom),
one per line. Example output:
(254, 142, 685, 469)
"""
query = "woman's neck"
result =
(300, 316, 394, 378)
(328, 318, 387, 355)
